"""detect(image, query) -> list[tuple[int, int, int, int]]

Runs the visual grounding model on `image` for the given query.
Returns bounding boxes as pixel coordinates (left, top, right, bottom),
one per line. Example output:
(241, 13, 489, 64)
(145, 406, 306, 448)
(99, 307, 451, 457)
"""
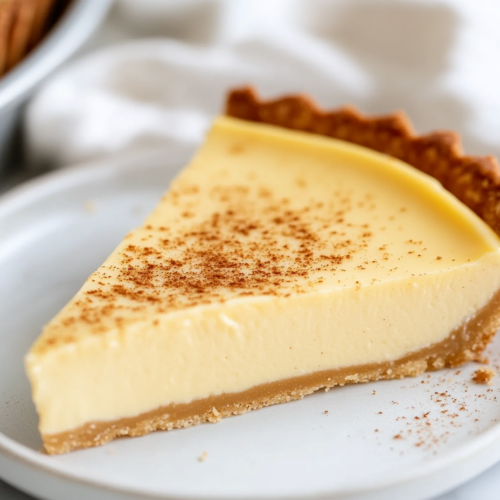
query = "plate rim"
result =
(2, 153, 500, 500)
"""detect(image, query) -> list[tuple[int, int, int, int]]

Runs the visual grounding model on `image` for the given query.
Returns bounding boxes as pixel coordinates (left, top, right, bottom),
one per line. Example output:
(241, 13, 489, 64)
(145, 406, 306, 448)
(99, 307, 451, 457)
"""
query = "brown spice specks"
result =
(382, 361, 500, 453)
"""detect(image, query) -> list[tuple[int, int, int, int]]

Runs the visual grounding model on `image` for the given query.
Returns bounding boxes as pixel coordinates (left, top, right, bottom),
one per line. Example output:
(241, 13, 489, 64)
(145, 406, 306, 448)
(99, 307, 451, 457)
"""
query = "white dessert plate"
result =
(2, 149, 500, 500)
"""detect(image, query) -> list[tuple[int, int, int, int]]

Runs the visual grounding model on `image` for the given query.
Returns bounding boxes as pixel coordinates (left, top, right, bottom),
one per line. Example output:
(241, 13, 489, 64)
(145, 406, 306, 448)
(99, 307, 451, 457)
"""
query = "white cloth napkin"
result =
(25, 0, 500, 169)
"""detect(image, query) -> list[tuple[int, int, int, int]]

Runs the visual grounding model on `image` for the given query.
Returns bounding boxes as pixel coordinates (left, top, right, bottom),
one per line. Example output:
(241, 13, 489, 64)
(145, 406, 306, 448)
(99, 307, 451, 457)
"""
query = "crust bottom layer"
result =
(43, 287, 500, 454)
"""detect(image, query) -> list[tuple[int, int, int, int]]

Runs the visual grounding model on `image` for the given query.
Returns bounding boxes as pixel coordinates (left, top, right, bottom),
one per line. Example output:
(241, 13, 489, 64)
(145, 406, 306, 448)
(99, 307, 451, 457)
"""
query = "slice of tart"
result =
(26, 88, 500, 454)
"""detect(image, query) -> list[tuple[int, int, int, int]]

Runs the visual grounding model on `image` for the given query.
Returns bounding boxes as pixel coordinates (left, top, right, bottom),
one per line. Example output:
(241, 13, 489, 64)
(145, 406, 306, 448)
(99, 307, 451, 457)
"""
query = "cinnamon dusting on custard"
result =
(34, 173, 445, 351)
(78, 188, 375, 330)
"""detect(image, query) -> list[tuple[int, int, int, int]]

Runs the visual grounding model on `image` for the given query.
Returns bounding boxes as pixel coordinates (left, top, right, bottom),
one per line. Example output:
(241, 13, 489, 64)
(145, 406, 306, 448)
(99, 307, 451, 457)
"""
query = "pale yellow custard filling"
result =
(26, 116, 500, 436)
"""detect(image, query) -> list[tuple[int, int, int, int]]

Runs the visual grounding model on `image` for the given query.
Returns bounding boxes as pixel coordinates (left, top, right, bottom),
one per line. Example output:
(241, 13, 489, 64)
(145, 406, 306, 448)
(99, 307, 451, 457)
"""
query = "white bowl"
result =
(0, 0, 112, 172)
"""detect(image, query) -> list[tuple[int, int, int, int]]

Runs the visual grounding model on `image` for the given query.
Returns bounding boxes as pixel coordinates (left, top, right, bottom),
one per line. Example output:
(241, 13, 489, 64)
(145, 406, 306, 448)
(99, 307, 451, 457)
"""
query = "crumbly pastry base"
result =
(44, 287, 500, 454)
(226, 87, 500, 237)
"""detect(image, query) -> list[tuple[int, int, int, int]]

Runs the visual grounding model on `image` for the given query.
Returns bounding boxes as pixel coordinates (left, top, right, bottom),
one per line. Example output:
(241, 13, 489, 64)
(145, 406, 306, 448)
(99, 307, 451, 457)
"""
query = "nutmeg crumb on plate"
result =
(198, 452, 208, 462)
(473, 367, 495, 385)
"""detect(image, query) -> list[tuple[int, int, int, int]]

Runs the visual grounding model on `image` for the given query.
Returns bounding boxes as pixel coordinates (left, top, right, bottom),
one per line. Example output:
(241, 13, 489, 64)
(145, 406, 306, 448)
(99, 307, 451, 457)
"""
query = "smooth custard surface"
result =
(26, 117, 500, 435)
